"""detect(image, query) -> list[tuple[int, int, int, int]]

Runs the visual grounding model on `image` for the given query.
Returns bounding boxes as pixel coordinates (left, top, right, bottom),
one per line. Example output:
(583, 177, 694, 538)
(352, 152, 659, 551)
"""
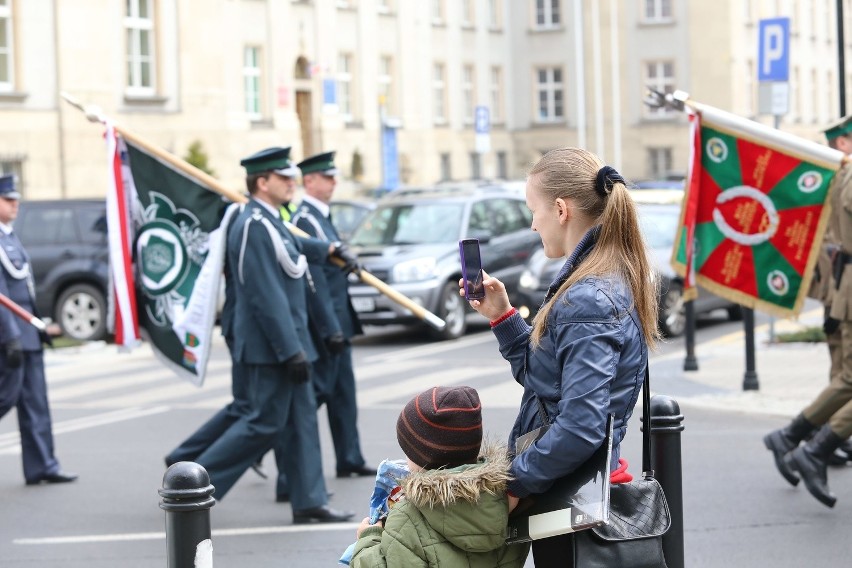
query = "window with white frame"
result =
(125, 0, 156, 96)
(0, 159, 22, 194)
(243, 47, 262, 119)
(536, 67, 564, 122)
(535, 0, 561, 28)
(647, 147, 673, 178)
(490, 66, 503, 123)
(433, 63, 446, 123)
(461, 0, 474, 26)
(378, 55, 394, 116)
(440, 153, 452, 181)
(488, 0, 501, 28)
(338, 53, 354, 121)
(432, 0, 444, 24)
(497, 151, 507, 179)
(644, 61, 675, 117)
(462, 65, 475, 123)
(642, 0, 673, 23)
(0, 0, 13, 92)
(469, 153, 481, 179)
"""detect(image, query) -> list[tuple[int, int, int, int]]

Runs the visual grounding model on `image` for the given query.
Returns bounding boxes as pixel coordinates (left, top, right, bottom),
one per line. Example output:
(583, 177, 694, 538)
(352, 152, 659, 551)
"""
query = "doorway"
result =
(296, 91, 313, 157)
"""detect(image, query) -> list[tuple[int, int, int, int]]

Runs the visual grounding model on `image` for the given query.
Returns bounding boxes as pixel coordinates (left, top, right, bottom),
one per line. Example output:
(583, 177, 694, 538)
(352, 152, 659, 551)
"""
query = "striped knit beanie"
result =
(396, 386, 483, 470)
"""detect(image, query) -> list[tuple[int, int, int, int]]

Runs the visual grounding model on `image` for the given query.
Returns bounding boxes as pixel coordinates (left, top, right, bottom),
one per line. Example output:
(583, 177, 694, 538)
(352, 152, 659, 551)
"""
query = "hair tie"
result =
(595, 165, 625, 197)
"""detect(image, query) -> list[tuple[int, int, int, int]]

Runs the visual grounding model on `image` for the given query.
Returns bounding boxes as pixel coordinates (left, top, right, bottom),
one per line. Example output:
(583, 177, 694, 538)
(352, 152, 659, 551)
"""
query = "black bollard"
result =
(648, 395, 685, 568)
(159, 462, 216, 568)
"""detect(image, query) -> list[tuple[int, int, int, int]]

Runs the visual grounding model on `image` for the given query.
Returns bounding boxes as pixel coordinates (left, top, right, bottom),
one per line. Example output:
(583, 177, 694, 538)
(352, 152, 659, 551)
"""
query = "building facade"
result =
(0, 0, 850, 199)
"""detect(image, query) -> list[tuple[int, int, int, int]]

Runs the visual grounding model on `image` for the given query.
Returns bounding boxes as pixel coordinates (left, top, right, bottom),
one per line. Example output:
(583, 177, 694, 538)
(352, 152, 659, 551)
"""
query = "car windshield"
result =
(350, 202, 465, 245)
(638, 206, 679, 249)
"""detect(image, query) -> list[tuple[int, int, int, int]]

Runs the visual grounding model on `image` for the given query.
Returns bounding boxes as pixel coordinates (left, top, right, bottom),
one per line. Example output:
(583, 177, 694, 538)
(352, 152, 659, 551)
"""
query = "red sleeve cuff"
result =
(490, 307, 517, 327)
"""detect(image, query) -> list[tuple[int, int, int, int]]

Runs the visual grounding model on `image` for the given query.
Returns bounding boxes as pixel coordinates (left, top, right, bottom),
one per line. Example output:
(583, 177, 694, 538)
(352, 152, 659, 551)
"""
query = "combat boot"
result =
(763, 413, 816, 486)
(784, 425, 845, 508)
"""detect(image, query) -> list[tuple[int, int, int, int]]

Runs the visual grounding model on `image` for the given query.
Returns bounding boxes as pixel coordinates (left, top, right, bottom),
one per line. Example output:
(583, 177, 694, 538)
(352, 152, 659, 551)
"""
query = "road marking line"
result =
(361, 332, 495, 364)
(13, 523, 361, 545)
(357, 365, 506, 405)
(0, 406, 171, 454)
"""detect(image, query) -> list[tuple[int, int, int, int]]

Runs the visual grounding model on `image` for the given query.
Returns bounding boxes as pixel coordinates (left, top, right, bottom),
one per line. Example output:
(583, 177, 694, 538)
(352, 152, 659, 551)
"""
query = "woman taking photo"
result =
(462, 147, 660, 566)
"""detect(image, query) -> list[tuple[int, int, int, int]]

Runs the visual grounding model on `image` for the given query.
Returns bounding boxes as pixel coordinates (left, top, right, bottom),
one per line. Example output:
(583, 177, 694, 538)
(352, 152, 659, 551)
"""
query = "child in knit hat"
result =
(350, 386, 529, 567)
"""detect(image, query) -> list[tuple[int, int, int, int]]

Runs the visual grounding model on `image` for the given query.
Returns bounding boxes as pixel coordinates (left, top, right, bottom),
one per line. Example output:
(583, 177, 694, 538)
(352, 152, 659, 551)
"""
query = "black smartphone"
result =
(459, 238, 485, 300)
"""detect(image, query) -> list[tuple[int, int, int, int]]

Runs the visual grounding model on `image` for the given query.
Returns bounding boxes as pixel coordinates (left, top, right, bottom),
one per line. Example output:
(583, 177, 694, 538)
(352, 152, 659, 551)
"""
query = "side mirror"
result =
(468, 229, 492, 244)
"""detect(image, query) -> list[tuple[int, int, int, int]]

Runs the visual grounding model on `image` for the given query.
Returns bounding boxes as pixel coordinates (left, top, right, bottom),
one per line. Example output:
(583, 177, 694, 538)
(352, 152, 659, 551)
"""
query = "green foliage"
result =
(774, 326, 826, 343)
(351, 149, 364, 181)
(184, 140, 216, 177)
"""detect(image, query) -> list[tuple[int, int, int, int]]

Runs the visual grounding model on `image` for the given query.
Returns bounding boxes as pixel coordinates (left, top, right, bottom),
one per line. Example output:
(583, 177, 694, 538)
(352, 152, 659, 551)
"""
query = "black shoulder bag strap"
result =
(642, 364, 653, 477)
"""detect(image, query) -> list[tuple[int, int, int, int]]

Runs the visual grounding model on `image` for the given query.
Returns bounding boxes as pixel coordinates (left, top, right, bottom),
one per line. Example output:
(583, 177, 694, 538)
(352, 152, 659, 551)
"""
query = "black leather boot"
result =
(784, 425, 844, 508)
(763, 413, 816, 486)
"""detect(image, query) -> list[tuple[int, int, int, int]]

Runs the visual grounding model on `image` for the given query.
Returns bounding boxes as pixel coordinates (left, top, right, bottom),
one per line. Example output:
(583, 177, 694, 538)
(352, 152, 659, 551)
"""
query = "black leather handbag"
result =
(570, 366, 671, 568)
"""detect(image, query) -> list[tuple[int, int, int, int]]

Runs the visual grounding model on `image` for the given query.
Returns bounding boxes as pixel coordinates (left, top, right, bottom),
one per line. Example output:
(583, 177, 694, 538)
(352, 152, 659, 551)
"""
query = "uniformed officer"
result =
(164, 203, 247, 468)
(271, 151, 374, 502)
(291, 152, 374, 477)
(191, 148, 353, 523)
(0, 173, 77, 486)
(764, 115, 852, 507)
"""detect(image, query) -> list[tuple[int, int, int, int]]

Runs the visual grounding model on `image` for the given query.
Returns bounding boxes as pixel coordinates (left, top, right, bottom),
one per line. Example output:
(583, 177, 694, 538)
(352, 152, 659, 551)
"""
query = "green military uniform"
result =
(764, 115, 852, 507)
(803, 164, 852, 429)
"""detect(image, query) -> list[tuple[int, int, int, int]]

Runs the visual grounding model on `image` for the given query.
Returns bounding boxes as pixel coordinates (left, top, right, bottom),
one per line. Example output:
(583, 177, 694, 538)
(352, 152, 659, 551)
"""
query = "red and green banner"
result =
(673, 103, 845, 317)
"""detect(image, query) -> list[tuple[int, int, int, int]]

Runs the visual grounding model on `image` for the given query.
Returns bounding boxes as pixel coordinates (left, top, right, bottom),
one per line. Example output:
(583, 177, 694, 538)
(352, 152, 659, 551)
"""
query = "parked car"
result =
(515, 189, 742, 337)
(329, 199, 376, 242)
(347, 184, 542, 340)
(15, 199, 109, 341)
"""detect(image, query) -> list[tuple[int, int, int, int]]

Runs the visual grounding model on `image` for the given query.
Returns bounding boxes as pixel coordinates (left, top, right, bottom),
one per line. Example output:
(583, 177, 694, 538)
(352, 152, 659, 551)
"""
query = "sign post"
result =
(757, 17, 791, 117)
(474, 106, 490, 154)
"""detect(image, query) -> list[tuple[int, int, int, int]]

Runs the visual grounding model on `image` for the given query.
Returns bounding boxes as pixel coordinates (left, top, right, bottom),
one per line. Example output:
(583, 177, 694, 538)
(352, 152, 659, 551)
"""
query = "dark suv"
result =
(347, 185, 541, 340)
(16, 199, 109, 341)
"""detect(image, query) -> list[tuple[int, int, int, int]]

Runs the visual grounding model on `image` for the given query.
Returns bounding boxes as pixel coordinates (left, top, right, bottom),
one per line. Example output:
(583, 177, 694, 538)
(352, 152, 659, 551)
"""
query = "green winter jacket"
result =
(350, 444, 530, 568)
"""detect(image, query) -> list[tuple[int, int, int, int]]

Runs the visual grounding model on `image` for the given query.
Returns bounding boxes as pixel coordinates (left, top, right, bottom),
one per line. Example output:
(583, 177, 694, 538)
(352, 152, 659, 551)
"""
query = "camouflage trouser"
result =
(804, 320, 852, 439)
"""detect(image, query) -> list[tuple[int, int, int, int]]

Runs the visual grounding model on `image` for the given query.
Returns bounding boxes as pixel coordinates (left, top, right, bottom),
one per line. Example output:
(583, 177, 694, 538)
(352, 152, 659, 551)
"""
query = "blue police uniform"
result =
(0, 174, 76, 485)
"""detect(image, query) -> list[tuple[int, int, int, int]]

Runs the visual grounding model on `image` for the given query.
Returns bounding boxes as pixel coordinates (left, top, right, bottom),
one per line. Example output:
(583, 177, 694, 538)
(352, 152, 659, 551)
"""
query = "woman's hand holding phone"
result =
(458, 269, 512, 321)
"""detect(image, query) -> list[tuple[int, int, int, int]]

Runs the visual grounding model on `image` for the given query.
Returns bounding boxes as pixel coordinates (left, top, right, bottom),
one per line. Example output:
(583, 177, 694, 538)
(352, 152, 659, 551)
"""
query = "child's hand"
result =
(357, 516, 383, 538)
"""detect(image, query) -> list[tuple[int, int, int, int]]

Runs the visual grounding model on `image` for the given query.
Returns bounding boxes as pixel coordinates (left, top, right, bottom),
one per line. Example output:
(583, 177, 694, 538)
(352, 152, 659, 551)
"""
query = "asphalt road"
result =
(1, 309, 851, 567)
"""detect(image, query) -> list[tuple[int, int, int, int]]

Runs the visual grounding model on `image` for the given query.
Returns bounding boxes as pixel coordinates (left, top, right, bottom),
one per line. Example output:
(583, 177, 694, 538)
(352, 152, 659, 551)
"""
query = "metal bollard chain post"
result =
(159, 462, 216, 568)
(648, 395, 685, 568)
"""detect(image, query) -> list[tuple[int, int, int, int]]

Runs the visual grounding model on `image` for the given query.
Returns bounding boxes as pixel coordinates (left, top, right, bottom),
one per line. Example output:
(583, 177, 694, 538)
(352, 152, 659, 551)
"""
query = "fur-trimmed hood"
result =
(401, 442, 512, 509)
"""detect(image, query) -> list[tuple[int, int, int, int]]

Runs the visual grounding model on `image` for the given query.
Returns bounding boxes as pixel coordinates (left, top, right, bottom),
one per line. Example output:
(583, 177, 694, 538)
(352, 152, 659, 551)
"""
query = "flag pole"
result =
(0, 292, 47, 331)
(667, 90, 846, 170)
(60, 93, 447, 332)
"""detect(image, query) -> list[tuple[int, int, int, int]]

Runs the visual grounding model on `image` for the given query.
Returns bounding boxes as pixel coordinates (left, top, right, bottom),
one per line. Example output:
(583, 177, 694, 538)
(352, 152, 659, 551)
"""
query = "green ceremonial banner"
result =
(673, 105, 844, 317)
(121, 140, 229, 385)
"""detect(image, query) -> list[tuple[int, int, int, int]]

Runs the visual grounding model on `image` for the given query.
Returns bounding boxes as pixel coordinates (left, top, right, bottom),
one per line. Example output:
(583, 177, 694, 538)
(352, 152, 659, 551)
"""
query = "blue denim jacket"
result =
(492, 227, 648, 498)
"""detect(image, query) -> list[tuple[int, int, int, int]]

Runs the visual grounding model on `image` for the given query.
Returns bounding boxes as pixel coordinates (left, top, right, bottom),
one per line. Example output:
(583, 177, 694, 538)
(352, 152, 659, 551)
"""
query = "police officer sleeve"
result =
(0, 268, 22, 346)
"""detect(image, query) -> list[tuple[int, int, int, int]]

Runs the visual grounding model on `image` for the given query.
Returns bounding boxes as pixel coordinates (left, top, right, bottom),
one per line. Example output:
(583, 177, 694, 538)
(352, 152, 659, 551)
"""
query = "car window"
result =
(76, 206, 108, 244)
(468, 201, 490, 235)
(639, 206, 679, 249)
(351, 202, 465, 245)
(488, 199, 527, 236)
(17, 208, 77, 245)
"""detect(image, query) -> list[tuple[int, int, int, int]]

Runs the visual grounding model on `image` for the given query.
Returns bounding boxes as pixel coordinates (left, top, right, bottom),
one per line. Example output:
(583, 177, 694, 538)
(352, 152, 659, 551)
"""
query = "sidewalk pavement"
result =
(651, 307, 830, 419)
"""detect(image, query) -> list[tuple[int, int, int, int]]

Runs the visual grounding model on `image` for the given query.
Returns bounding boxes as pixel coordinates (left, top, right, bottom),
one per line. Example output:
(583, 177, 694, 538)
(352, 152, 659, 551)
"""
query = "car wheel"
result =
(428, 281, 468, 341)
(658, 282, 686, 338)
(55, 283, 107, 341)
(726, 304, 744, 321)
